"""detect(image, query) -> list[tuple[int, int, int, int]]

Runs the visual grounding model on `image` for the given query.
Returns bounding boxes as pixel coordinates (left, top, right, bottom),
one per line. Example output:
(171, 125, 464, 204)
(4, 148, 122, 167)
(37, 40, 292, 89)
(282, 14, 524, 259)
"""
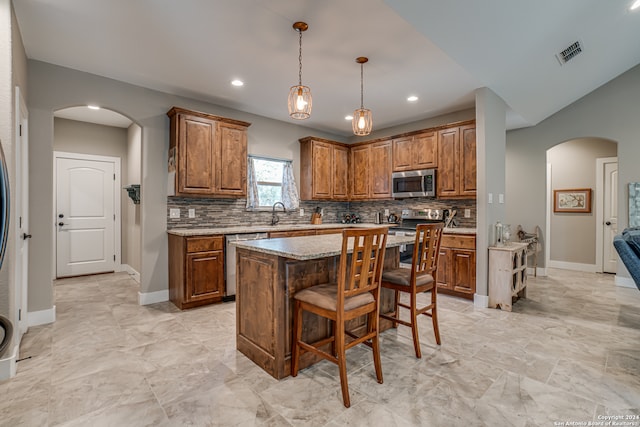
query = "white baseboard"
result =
(0, 344, 18, 381)
(615, 276, 637, 289)
(547, 260, 597, 273)
(138, 290, 168, 306)
(119, 264, 140, 283)
(474, 294, 489, 308)
(28, 305, 56, 327)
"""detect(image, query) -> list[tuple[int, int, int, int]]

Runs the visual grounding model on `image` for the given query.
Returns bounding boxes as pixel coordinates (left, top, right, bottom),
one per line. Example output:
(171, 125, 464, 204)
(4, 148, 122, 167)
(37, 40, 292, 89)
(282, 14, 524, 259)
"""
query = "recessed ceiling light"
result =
(231, 79, 244, 87)
(631, 0, 640, 10)
(345, 115, 353, 121)
(87, 105, 100, 110)
(407, 95, 419, 102)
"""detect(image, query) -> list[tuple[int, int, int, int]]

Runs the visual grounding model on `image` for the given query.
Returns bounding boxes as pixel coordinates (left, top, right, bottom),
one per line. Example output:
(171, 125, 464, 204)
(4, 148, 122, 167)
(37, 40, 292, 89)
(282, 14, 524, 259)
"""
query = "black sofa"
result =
(613, 227, 640, 290)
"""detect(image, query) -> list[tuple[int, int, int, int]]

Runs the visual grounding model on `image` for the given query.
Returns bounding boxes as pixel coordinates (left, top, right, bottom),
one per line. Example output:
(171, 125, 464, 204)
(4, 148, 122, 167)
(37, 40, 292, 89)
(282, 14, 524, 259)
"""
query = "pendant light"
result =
(352, 57, 373, 136)
(288, 21, 312, 120)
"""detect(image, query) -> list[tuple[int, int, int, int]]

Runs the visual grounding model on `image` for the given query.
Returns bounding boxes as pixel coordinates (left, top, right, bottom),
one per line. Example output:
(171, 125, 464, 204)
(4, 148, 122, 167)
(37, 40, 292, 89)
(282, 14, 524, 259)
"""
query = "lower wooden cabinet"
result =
(436, 233, 476, 299)
(169, 234, 225, 309)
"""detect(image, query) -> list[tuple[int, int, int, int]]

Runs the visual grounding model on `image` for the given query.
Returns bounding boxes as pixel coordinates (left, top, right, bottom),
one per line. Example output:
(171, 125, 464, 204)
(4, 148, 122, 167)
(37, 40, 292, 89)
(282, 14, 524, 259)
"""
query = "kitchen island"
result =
(233, 232, 414, 379)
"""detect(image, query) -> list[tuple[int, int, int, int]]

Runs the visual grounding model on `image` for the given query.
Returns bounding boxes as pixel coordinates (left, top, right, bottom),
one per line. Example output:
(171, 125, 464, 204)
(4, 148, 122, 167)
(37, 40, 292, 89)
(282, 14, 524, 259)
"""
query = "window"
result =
(247, 156, 299, 210)
(253, 158, 284, 207)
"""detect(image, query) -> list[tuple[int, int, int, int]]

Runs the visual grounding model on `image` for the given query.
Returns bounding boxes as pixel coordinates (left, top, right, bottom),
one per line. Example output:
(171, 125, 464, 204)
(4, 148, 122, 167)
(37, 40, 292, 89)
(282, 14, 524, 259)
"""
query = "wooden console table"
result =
(488, 242, 528, 311)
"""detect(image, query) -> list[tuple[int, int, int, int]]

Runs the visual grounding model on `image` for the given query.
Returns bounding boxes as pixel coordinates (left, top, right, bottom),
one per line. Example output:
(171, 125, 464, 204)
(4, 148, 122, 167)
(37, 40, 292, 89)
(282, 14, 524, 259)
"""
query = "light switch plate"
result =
(499, 194, 505, 204)
(464, 209, 471, 218)
(169, 208, 180, 219)
(299, 208, 304, 217)
(188, 208, 195, 218)
(488, 193, 493, 204)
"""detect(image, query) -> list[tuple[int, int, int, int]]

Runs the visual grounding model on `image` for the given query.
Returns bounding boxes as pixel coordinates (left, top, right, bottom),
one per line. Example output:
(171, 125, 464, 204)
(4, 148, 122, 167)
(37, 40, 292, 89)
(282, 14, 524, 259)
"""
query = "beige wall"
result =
(548, 138, 617, 265)
(507, 63, 640, 280)
(124, 123, 141, 273)
(27, 60, 343, 312)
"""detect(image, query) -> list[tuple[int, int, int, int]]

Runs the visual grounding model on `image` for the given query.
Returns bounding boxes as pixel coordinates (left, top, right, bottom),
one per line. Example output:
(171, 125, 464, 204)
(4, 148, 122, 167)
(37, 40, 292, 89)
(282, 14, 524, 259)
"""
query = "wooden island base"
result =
(236, 247, 398, 380)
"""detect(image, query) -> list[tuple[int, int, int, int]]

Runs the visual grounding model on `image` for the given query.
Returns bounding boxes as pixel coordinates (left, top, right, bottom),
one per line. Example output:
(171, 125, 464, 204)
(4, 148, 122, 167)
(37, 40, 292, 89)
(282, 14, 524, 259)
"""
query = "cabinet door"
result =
(459, 125, 476, 197)
(311, 142, 332, 199)
(370, 141, 392, 199)
(217, 122, 247, 196)
(350, 145, 370, 199)
(178, 114, 217, 195)
(333, 145, 350, 200)
(436, 247, 452, 290)
(452, 249, 475, 295)
(437, 127, 460, 197)
(414, 131, 437, 169)
(185, 250, 224, 303)
(392, 136, 413, 171)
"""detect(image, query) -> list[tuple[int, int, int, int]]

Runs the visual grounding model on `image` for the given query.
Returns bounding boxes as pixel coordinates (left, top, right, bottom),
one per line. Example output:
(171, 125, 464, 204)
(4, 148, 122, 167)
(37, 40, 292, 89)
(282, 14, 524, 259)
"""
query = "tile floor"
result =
(1, 269, 639, 426)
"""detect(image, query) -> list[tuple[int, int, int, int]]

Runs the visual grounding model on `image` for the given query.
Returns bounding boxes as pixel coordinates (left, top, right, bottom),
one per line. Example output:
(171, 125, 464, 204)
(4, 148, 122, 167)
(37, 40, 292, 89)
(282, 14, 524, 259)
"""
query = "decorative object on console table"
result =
(553, 188, 592, 213)
(488, 242, 528, 311)
(517, 225, 540, 277)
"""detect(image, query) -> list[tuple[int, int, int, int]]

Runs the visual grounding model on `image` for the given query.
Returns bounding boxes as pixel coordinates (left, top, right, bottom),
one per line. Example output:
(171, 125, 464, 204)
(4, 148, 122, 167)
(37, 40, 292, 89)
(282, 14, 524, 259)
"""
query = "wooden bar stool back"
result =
(291, 227, 388, 408)
(380, 223, 444, 358)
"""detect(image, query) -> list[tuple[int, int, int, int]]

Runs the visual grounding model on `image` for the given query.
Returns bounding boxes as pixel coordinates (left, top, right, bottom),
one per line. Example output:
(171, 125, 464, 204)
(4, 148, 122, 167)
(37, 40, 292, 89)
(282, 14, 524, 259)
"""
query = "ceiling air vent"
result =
(556, 41, 583, 65)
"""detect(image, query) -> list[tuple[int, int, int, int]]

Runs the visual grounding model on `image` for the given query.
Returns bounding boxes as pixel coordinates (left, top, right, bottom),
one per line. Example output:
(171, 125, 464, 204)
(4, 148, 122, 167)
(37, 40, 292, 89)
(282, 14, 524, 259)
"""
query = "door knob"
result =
(605, 221, 612, 226)
(58, 222, 64, 226)
(22, 233, 32, 240)
(58, 214, 64, 218)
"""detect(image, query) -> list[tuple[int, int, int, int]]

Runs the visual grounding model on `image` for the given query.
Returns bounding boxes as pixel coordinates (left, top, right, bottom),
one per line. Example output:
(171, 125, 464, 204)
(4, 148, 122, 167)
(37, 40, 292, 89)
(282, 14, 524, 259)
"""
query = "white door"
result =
(603, 161, 618, 273)
(14, 86, 29, 336)
(56, 157, 116, 277)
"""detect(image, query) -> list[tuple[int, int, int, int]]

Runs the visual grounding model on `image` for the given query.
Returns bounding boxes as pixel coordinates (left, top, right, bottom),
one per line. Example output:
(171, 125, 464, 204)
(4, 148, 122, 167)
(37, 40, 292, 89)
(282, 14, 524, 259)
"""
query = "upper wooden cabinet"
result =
(168, 107, 250, 198)
(369, 141, 392, 199)
(392, 131, 437, 172)
(437, 124, 476, 198)
(299, 138, 349, 201)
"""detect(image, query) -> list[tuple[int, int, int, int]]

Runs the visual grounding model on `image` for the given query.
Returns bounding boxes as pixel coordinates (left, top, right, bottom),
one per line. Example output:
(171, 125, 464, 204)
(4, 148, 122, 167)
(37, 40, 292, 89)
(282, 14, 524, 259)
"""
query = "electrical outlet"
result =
(321, 208, 324, 216)
(299, 208, 304, 217)
(169, 208, 180, 219)
(464, 209, 471, 218)
(188, 208, 195, 218)
(384, 209, 389, 216)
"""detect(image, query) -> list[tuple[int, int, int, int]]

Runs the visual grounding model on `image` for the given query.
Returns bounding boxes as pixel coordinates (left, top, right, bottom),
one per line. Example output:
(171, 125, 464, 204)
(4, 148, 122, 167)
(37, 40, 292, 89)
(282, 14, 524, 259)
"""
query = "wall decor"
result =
(553, 188, 591, 213)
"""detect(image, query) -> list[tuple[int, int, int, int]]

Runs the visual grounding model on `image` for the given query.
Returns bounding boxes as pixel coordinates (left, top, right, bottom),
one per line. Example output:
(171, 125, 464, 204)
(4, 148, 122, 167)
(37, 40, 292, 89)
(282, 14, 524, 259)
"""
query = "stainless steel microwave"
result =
(392, 169, 436, 198)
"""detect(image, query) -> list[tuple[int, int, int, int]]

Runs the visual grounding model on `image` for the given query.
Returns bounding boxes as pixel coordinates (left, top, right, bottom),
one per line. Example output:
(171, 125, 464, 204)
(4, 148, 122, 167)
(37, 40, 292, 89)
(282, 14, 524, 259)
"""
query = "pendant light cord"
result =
(360, 62, 364, 109)
(298, 30, 303, 86)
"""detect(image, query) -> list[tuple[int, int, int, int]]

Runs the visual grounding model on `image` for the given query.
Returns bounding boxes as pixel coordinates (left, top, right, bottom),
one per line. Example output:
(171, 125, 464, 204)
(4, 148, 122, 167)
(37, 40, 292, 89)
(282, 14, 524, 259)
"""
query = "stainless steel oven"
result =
(390, 209, 446, 266)
(392, 169, 436, 198)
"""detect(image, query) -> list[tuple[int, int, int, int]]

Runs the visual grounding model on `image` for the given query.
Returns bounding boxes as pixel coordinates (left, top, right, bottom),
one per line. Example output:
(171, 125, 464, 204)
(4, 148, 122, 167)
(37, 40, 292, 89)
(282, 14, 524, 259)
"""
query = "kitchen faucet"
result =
(271, 202, 286, 226)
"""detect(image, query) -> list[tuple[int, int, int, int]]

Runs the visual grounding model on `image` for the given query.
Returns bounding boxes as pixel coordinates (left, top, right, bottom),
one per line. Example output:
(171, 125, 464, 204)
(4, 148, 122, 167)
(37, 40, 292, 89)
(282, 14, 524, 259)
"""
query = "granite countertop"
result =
(167, 223, 476, 237)
(232, 233, 416, 261)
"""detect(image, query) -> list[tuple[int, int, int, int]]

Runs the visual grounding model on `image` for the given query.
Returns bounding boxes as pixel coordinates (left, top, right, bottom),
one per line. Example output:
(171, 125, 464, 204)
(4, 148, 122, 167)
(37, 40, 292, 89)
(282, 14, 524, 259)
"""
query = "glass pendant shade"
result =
(352, 57, 372, 136)
(288, 22, 311, 120)
(352, 108, 373, 136)
(288, 84, 312, 119)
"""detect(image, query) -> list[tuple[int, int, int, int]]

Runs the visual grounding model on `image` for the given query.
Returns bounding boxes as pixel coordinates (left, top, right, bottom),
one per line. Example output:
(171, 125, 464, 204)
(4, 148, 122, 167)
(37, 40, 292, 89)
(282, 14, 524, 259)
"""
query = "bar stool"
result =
(380, 223, 444, 358)
(291, 227, 388, 408)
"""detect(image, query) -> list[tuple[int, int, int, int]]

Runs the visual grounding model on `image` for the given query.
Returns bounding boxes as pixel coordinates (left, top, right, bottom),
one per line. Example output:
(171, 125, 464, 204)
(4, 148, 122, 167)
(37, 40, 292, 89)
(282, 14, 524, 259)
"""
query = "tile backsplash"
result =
(167, 197, 476, 229)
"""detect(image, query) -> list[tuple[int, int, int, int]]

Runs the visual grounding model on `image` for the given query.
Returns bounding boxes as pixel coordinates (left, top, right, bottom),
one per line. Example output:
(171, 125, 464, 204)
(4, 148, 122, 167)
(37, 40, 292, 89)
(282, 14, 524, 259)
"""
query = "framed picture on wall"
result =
(553, 188, 592, 213)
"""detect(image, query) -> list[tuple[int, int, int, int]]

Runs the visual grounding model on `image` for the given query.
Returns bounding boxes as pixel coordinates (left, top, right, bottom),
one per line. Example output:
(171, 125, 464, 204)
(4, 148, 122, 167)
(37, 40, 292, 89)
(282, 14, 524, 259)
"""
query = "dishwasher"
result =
(225, 232, 269, 300)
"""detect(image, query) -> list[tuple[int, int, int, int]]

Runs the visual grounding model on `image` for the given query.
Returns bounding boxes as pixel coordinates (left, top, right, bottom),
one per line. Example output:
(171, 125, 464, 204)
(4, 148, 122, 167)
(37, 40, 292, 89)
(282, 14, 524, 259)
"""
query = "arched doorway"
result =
(53, 106, 142, 281)
(545, 137, 617, 273)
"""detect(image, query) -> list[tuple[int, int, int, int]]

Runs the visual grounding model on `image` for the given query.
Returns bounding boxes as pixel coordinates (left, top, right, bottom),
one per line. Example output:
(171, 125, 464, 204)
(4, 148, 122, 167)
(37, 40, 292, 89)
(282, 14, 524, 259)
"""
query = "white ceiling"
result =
(13, 0, 640, 136)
